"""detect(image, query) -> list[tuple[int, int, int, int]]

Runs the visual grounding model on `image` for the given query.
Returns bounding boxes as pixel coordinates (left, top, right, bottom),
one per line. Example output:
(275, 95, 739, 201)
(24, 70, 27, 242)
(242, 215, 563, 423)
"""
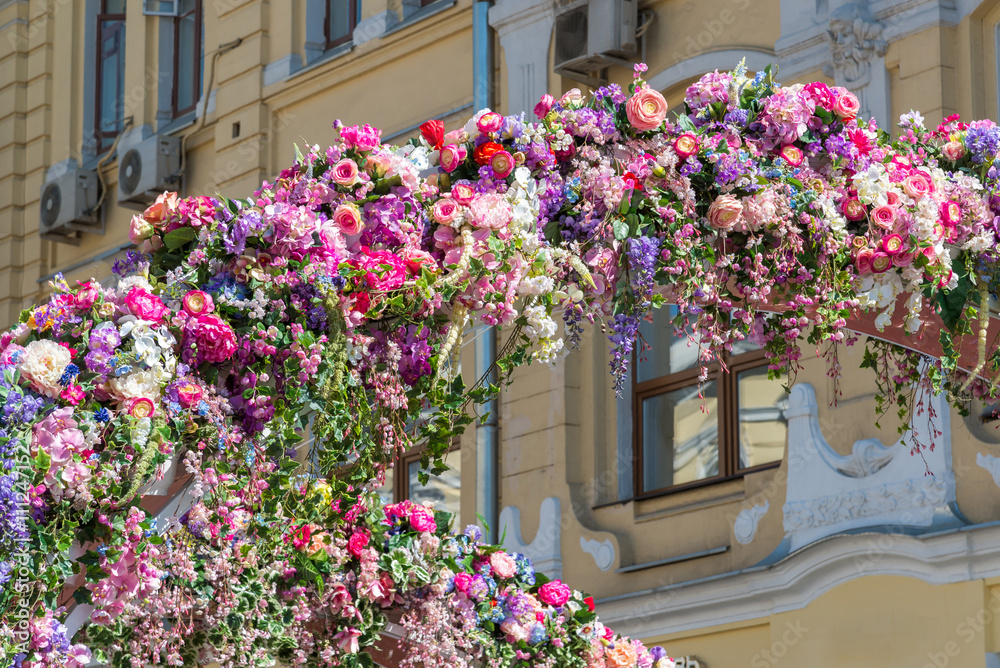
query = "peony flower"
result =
(408, 504, 437, 533)
(185, 313, 238, 364)
(182, 290, 214, 316)
(453, 572, 472, 592)
(333, 203, 365, 236)
(469, 193, 513, 230)
(451, 183, 477, 205)
(706, 194, 743, 230)
(489, 551, 518, 579)
(356, 250, 407, 291)
(625, 86, 668, 131)
(439, 144, 463, 173)
(339, 123, 382, 151)
(19, 339, 71, 398)
(476, 111, 505, 134)
(605, 641, 639, 668)
(534, 94, 554, 119)
(126, 287, 170, 323)
(331, 159, 360, 186)
(347, 530, 370, 557)
(176, 381, 203, 408)
(538, 580, 572, 606)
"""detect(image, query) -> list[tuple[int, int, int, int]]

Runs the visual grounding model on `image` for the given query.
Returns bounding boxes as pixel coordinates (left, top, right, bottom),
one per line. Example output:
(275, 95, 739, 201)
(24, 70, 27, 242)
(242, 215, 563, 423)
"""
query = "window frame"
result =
(632, 345, 783, 500)
(94, 1, 127, 153)
(170, 0, 203, 118)
(324, 0, 358, 50)
(381, 439, 462, 509)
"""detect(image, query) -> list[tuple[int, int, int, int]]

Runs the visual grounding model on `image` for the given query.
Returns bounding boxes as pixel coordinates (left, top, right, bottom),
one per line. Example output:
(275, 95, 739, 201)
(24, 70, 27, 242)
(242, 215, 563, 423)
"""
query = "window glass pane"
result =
(99, 21, 124, 134)
(176, 11, 197, 112)
(737, 366, 787, 469)
(374, 467, 394, 506)
(407, 456, 461, 518)
(328, 0, 351, 42)
(636, 305, 701, 383)
(106, 0, 127, 13)
(180, 0, 196, 12)
(641, 381, 718, 491)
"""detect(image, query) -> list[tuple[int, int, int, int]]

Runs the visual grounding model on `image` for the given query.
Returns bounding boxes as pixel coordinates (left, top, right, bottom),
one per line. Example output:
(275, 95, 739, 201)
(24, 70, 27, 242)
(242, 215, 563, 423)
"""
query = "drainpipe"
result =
(472, 0, 498, 543)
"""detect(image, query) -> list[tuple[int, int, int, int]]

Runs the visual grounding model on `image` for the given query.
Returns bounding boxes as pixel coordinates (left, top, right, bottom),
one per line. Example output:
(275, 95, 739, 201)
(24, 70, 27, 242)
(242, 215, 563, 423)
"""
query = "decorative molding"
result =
(827, 3, 887, 89)
(595, 522, 1000, 641)
(580, 536, 615, 572)
(977, 452, 1000, 489)
(498, 497, 563, 579)
(780, 383, 964, 553)
(733, 501, 769, 545)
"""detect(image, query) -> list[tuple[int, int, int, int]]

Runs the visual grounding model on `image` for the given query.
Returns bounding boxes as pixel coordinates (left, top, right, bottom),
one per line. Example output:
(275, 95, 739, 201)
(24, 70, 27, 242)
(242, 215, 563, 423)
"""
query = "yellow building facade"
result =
(5, 0, 1000, 665)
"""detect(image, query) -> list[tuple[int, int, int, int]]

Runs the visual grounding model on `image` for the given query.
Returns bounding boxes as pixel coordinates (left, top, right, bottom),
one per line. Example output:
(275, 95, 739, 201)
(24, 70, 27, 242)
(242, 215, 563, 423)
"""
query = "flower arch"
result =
(2, 61, 1000, 667)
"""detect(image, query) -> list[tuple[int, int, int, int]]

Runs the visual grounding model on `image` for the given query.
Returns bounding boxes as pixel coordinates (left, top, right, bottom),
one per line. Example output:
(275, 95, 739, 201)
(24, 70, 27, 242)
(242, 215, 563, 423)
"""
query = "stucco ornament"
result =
(733, 502, 769, 545)
(580, 536, 616, 571)
(827, 3, 888, 88)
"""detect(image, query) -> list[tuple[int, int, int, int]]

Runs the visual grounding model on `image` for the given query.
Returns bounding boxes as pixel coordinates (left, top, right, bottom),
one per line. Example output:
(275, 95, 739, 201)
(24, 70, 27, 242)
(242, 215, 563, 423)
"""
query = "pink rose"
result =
(126, 287, 170, 323)
(182, 290, 214, 316)
(832, 89, 860, 119)
(941, 141, 965, 161)
(940, 200, 962, 226)
(537, 580, 572, 606)
(331, 159, 360, 186)
(903, 172, 933, 198)
(534, 94, 554, 119)
(626, 86, 668, 132)
(489, 552, 518, 579)
(453, 571, 472, 593)
(451, 183, 476, 206)
(339, 123, 382, 151)
(176, 382, 203, 408)
(439, 144, 463, 173)
(185, 313, 238, 364)
(779, 144, 804, 167)
(356, 250, 407, 291)
(841, 197, 865, 221)
(871, 251, 892, 273)
(476, 111, 505, 134)
(74, 281, 100, 310)
(854, 248, 874, 274)
(893, 250, 915, 267)
(870, 205, 897, 229)
(125, 397, 156, 419)
(881, 234, 905, 255)
(347, 530, 370, 557)
(408, 505, 437, 533)
(432, 198, 462, 225)
(491, 150, 515, 179)
(706, 194, 743, 231)
(129, 215, 154, 243)
(674, 133, 699, 159)
(333, 203, 365, 236)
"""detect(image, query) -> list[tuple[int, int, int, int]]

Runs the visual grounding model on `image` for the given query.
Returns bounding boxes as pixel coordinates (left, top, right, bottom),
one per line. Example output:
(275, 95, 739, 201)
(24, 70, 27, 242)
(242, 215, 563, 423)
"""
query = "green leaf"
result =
(612, 220, 629, 241)
(163, 227, 198, 250)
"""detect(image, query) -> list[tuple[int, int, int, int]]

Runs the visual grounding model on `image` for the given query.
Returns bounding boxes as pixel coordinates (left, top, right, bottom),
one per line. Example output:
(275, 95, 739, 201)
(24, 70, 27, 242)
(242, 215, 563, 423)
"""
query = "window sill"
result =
(282, 42, 354, 84)
(383, 0, 457, 39)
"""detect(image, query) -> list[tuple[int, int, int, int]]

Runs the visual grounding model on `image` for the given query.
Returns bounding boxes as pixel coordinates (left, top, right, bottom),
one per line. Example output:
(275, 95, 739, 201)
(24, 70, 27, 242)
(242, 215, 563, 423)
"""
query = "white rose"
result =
(19, 339, 71, 397)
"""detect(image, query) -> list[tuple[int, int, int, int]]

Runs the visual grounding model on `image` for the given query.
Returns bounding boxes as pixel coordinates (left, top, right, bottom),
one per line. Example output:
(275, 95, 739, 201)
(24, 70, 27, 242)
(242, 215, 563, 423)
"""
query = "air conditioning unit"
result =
(554, 0, 638, 86)
(38, 169, 104, 245)
(117, 134, 181, 210)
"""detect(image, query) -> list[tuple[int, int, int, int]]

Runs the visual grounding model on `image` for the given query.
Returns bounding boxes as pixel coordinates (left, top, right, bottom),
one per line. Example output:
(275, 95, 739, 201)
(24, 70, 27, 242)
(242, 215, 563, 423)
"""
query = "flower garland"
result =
(1, 60, 1000, 666)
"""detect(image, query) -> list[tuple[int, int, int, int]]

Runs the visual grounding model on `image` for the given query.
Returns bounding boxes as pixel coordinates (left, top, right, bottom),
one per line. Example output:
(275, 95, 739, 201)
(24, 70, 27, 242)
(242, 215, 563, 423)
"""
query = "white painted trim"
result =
(645, 49, 775, 94)
(595, 522, 1000, 640)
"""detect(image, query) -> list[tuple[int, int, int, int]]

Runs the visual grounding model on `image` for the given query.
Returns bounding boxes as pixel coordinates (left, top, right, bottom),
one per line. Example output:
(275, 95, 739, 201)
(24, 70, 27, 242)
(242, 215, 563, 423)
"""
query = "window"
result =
(376, 443, 462, 519)
(325, 0, 357, 49)
(633, 307, 788, 497)
(171, 0, 203, 117)
(95, 0, 127, 152)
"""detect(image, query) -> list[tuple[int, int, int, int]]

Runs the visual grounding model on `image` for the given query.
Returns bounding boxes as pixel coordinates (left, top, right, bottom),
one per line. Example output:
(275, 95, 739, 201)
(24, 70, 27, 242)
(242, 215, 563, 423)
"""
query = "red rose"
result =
(420, 119, 445, 149)
(473, 141, 503, 166)
(584, 595, 595, 612)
